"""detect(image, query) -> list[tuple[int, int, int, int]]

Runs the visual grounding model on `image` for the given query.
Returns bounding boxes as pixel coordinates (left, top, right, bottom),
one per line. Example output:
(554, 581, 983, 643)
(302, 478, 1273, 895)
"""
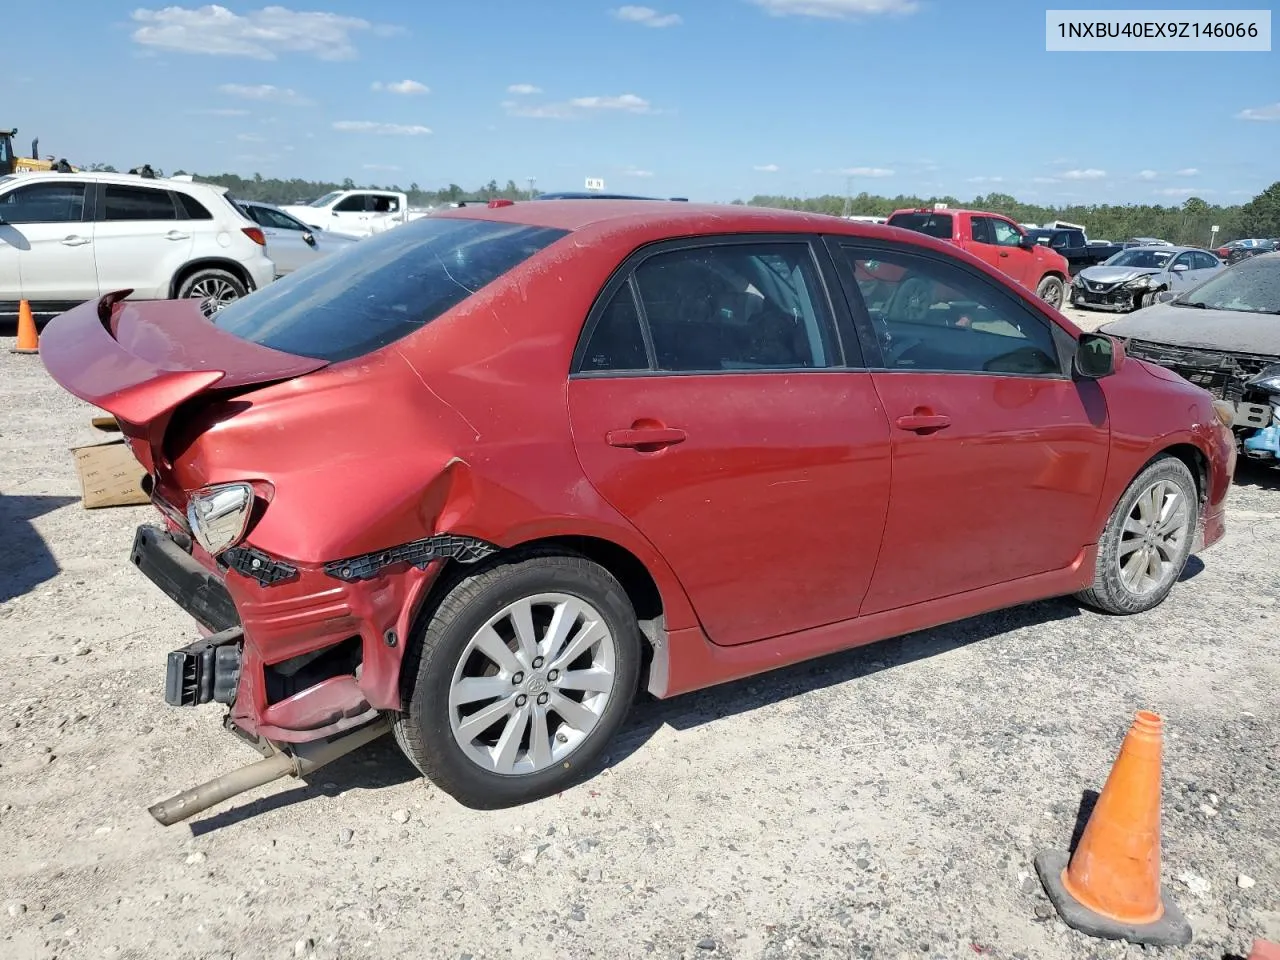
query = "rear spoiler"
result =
(41, 291, 228, 427)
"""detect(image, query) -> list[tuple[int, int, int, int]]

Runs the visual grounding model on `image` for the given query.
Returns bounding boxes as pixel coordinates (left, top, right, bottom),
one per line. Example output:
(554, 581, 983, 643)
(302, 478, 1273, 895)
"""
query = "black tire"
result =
(393, 551, 643, 809)
(1135, 289, 1158, 311)
(1036, 275, 1065, 310)
(176, 267, 247, 317)
(1075, 456, 1199, 615)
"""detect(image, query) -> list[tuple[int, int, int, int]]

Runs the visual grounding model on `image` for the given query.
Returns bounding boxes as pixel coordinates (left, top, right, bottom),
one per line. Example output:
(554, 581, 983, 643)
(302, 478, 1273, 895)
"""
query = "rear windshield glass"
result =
(887, 212, 953, 239)
(212, 216, 568, 361)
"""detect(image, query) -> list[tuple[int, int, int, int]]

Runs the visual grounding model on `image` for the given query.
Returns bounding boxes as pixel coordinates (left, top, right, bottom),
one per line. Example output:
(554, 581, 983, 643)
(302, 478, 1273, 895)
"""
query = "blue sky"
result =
(8, 0, 1279, 204)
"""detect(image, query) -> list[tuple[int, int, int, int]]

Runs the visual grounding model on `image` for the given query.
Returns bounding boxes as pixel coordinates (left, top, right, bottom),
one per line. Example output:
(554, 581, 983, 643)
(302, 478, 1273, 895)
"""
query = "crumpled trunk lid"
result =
(40, 290, 327, 473)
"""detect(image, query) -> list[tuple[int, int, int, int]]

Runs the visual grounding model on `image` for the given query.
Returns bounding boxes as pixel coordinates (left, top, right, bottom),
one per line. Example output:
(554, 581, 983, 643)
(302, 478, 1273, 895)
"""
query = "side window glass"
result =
(177, 193, 212, 220)
(580, 283, 649, 373)
(841, 246, 1061, 376)
(990, 219, 1022, 247)
(1194, 252, 1217, 269)
(632, 243, 835, 372)
(970, 217, 993, 244)
(0, 182, 86, 223)
(333, 195, 366, 212)
(103, 185, 177, 221)
(371, 196, 399, 213)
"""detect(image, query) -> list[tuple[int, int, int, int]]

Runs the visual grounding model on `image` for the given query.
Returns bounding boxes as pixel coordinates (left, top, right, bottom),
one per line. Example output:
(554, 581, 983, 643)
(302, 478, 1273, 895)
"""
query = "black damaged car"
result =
(1098, 252, 1280, 468)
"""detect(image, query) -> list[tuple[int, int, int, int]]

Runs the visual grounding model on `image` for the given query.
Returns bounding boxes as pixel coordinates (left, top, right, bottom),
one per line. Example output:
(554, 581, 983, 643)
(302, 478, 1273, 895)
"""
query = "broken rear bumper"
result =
(129, 523, 445, 744)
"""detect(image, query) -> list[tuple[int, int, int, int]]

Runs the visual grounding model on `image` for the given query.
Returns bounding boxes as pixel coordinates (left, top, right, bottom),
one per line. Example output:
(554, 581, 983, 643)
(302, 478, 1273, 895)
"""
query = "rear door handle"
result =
(999, 251, 1010, 257)
(165, 230, 191, 241)
(894, 413, 951, 432)
(606, 427, 687, 449)
(60, 236, 90, 247)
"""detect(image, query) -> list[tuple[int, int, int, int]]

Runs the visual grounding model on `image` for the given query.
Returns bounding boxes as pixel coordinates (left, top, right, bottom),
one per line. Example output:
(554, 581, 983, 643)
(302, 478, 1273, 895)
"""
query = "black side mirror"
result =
(1075, 333, 1117, 379)
(1018, 235, 1037, 249)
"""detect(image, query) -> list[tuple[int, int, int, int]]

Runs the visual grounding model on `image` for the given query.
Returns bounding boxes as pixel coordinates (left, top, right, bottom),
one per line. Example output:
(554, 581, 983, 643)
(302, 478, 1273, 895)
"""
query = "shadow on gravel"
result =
(1235, 460, 1280, 491)
(1068, 789, 1101, 853)
(608, 596, 1085, 769)
(188, 736, 419, 835)
(0, 493, 78, 603)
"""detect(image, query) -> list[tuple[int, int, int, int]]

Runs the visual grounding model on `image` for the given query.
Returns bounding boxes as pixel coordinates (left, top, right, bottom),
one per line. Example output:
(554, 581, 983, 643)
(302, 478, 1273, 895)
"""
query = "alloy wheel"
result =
(189, 277, 241, 316)
(1116, 479, 1189, 595)
(448, 593, 617, 776)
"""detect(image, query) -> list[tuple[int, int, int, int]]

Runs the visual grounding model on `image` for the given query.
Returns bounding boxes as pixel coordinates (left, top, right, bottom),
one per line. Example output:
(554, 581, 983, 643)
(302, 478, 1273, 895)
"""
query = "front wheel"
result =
(177, 268, 247, 318)
(1036, 275, 1065, 310)
(1075, 455, 1199, 615)
(394, 552, 643, 808)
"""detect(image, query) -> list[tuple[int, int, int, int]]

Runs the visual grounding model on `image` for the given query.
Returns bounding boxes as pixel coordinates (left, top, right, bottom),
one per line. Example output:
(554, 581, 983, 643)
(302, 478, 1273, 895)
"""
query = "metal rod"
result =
(147, 716, 391, 826)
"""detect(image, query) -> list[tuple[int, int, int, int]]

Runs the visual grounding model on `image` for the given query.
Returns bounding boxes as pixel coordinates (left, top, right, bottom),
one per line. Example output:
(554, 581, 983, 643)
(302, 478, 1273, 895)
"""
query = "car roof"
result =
(436, 198, 889, 235)
(6, 170, 230, 195)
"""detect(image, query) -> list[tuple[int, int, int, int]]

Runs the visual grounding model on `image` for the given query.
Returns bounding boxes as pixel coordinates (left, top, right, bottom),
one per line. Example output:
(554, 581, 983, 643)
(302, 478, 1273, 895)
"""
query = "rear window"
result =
(212, 216, 568, 361)
(887, 212, 953, 240)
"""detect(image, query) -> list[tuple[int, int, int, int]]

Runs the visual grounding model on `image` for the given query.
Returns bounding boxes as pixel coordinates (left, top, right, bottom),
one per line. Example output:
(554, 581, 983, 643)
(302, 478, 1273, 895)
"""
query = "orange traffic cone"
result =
(1034, 710, 1192, 946)
(11, 299, 38, 354)
(1250, 940, 1280, 960)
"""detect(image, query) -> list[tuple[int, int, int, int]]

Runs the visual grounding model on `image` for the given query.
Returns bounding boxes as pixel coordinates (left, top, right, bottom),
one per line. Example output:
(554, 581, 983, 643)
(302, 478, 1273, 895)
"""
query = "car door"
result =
(986, 216, 1037, 288)
(1188, 250, 1223, 285)
(567, 236, 893, 647)
(245, 204, 315, 275)
(329, 193, 372, 232)
(0, 178, 97, 310)
(825, 238, 1110, 615)
(93, 182, 194, 299)
(962, 215, 1004, 274)
(1165, 251, 1201, 292)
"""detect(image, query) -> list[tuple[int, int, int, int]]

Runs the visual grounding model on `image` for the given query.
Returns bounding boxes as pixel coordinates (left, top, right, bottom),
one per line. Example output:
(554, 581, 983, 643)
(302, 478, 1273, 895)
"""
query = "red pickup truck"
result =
(886, 207, 1070, 309)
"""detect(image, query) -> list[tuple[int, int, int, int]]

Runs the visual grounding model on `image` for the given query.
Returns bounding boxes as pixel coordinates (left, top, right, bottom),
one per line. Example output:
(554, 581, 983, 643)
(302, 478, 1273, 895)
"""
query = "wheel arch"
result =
(169, 258, 254, 298)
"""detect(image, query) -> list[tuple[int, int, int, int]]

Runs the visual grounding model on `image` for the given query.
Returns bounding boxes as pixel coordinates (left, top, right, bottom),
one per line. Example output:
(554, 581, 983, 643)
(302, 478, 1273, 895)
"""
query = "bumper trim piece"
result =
(131, 524, 240, 633)
(223, 544, 299, 586)
(164, 626, 244, 707)
(323, 533, 498, 582)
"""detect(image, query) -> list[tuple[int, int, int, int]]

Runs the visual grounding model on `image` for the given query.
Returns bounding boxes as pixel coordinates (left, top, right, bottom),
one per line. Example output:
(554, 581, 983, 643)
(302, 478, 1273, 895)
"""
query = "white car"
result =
(0, 171, 276, 321)
(279, 189, 410, 238)
(233, 199, 358, 275)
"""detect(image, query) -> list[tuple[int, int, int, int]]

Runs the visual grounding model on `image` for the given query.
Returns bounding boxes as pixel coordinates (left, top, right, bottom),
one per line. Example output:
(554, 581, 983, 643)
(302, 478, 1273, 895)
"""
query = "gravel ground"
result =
(1, 304, 1277, 960)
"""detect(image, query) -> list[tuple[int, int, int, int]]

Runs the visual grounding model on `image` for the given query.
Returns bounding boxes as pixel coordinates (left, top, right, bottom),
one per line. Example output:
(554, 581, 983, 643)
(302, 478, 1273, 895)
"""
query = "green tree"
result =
(1237, 181, 1280, 238)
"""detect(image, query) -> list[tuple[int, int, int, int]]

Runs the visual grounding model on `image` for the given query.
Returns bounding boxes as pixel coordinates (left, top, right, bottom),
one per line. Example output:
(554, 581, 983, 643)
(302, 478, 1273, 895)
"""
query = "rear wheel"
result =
(1076, 456, 1199, 615)
(178, 268, 247, 317)
(394, 552, 643, 808)
(1036, 275, 1065, 309)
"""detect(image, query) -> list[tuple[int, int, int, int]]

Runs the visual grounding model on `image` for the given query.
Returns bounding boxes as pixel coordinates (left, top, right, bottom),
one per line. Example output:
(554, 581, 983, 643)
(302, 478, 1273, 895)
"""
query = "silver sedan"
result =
(235, 199, 359, 276)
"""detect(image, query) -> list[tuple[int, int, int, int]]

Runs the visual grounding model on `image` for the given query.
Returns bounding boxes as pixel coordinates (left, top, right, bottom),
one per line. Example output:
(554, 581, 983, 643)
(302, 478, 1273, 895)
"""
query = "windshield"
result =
(212, 216, 568, 361)
(1172, 255, 1280, 314)
(886, 212, 952, 239)
(1104, 248, 1175, 269)
(309, 191, 344, 208)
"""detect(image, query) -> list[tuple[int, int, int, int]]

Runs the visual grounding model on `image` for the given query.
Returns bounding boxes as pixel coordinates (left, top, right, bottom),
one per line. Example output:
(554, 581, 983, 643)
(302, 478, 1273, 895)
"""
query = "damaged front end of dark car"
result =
(1099, 252, 1280, 469)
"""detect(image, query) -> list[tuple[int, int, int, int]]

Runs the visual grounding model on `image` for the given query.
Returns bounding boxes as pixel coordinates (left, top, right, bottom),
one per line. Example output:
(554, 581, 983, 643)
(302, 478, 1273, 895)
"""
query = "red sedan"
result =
(40, 201, 1235, 816)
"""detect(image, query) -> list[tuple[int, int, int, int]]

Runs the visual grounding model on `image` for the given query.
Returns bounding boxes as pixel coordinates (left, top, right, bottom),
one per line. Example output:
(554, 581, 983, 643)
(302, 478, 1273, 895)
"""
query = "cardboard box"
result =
(71, 439, 150, 509)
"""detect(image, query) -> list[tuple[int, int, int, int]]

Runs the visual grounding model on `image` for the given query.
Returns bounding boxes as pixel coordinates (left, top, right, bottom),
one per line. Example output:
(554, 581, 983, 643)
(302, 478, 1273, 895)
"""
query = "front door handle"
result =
(894, 413, 951, 432)
(606, 427, 687, 449)
(999, 251, 1010, 257)
(60, 235, 90, 247)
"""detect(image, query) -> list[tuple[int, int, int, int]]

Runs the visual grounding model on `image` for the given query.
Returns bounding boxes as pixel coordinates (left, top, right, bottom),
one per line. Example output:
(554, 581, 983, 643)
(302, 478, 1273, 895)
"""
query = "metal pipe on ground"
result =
(147, 716, 392, 826)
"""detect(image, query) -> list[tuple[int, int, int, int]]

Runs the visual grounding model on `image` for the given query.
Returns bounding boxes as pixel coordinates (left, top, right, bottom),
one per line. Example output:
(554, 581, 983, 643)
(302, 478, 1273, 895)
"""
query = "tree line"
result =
(82, 164, 1280, 243)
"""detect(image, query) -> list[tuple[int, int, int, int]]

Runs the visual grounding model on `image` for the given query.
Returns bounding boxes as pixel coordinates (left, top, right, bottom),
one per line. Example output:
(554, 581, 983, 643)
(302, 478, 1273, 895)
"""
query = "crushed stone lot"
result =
(1, 307, 1277, 960)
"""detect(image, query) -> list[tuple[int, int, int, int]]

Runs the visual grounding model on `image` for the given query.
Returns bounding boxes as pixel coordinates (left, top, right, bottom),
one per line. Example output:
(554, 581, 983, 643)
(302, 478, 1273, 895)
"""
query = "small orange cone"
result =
(1035, 710, 1191, 946)
(11, 299, 38, 354)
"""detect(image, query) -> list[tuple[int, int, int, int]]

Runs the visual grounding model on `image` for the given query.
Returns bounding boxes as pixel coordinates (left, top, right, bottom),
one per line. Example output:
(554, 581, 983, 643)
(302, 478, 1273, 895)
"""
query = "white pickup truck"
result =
(279, 189, 416, 239)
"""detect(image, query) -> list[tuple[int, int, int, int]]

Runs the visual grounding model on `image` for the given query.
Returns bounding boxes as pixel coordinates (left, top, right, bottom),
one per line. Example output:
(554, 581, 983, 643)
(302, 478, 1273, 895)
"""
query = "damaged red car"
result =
(40, 201, 1236, 820)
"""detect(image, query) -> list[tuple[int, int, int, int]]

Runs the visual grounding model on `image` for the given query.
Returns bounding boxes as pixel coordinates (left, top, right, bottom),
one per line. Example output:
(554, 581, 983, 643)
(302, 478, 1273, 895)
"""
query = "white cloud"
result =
(131, 5, 397, 60)
(188, 107, 249, 116)
(1235, 102, 1280, 121)
(752, 0, 918, 18)
(507, 83, 542, 95)
(218, 83, 312, 105)
(614, 5, 683, 27)
(1174, 167, 1199, 176)
(1153, 186, 1215, 196)
(1061, 168, 1106, 180)
(332, 120, 431, 135)
(966, 175, 1004, 183)
(840, 166, 894, 177)
(363, 163, 401, 171)
(372, 79, 429, 95)
(1137, 169, 1158, 180)
(623, 167, 655, 177)
(754, 163, 780, 172)
(236, 132, 266, 142)
(504, 92, 657, 119)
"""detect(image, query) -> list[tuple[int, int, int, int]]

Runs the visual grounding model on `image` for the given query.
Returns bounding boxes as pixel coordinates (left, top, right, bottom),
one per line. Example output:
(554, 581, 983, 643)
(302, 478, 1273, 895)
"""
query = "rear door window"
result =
(102, 184, 177, 221)
(887, 212, 953, 240)
(212, 216, 567, 361)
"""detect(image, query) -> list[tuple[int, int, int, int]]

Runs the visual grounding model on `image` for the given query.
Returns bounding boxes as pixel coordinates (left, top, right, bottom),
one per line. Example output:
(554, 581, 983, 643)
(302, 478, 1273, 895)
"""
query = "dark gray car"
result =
(1070, 245, 1223, 312)
(1099, 253, 1280, 467)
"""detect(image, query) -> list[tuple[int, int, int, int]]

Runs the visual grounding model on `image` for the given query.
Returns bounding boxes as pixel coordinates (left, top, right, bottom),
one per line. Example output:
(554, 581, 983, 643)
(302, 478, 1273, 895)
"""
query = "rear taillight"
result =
(242, 226, 266, 246)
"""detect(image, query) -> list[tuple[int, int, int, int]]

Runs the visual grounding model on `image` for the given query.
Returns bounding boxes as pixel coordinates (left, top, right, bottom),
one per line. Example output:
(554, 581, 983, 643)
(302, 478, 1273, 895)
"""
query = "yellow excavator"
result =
(0, 128, 77, 175)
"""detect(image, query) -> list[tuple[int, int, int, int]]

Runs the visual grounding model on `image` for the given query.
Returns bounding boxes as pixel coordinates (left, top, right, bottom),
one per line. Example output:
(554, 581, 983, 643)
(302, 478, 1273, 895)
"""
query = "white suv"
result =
(0, 171, 276, 322)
